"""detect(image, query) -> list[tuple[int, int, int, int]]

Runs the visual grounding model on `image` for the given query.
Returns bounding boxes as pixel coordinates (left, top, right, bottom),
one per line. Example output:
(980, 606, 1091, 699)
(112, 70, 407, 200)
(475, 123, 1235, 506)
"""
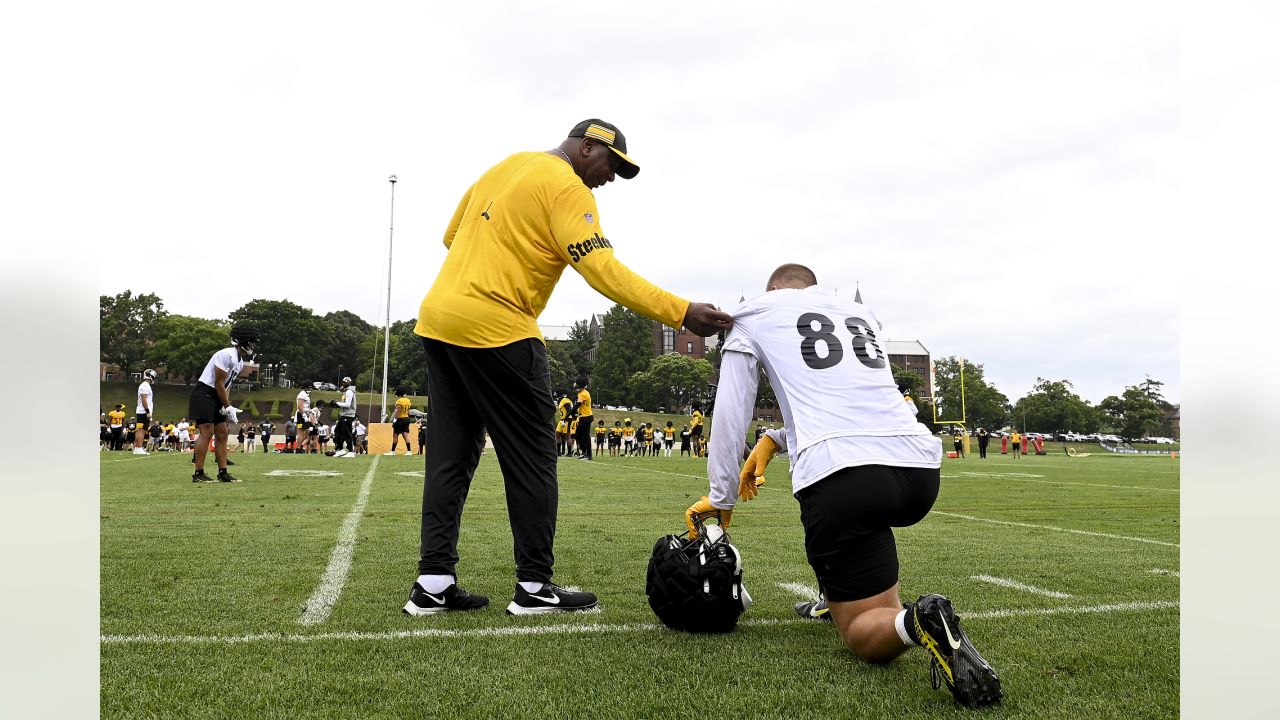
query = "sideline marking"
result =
(946, 472, 1178, 494)
(265, 470, 342, 477)
(778, 582, 817, 599)
(101, 600, 1179, 645)
(930, 511, 1179, 548)
(298, 455, 380, 626)
(1149, 569, 1180, 578)
(971, 575, 1072, 599)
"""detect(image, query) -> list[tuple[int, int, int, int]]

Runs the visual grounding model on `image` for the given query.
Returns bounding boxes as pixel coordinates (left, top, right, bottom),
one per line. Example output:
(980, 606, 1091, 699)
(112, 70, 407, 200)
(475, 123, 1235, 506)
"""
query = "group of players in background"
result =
(107, 363, 741, 464)
(553, 391, 713, 459)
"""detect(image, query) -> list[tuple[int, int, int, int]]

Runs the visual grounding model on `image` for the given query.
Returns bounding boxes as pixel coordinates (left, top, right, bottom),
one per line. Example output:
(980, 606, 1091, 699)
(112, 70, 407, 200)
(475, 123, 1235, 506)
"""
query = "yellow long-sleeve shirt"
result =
(416, 152, 688, 347)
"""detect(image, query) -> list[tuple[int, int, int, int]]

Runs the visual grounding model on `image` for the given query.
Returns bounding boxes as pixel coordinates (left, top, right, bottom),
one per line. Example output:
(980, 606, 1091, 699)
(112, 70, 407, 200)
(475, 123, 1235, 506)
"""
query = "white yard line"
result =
(1149, 569, 1180, 578)
(964, 600, 1178, 620)
(946, 473, 1179, 493)
(971, 575, 1072, 599)
(100, 600, 1178, 645)
(777, 582, 818, 599)
(930, 511, 1179, 548)
(298, 455, 380, 626)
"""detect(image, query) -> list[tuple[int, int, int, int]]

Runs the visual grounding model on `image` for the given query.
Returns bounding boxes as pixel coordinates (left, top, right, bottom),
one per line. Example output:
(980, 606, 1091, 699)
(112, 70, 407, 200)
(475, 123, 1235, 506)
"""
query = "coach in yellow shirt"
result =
(405, 119, 732, 617)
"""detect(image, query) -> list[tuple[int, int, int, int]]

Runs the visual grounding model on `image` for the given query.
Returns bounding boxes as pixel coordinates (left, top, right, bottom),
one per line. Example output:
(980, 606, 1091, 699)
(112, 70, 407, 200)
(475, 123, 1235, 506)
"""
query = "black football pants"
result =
(334, 416, 355, 452)
(418, 337, 558, 583)
(574, 416, 592, 459)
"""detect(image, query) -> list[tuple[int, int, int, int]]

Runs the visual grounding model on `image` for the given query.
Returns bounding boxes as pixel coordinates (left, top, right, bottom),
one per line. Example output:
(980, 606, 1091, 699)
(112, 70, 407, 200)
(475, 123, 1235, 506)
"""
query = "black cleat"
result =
(794, 594, 833, 622)
(506, 583, 598, 615)
(910, 594, 1002, 708)
(402, 582, 489, 616)
(192, 471, 215, 483)
(217, 469, 240, 483)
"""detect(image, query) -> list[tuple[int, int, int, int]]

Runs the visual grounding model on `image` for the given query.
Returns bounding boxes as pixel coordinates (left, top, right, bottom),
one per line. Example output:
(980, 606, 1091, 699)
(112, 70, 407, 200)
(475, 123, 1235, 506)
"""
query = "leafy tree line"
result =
(103, 292, 1176, 438)
(100, 291, 420, 393)
(930, 356, 1176, 439)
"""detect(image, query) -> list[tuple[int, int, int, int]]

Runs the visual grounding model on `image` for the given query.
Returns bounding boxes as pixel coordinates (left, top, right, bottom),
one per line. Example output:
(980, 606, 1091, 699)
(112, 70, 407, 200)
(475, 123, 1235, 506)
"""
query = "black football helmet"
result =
(230, 324, 260, 360)
(645, 517, 751, 634)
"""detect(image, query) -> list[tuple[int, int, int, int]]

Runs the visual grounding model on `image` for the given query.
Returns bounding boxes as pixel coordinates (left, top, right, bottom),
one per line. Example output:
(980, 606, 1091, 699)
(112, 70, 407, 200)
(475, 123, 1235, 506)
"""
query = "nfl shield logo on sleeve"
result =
(584, 213, 594, 224)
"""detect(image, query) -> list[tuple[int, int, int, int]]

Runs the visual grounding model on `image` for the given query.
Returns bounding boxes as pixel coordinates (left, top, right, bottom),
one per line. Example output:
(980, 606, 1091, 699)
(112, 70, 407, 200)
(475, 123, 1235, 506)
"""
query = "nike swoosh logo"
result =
(422, 591, 445, 604)
(939, 614, 962, 650)
(529, 592, 561, 604)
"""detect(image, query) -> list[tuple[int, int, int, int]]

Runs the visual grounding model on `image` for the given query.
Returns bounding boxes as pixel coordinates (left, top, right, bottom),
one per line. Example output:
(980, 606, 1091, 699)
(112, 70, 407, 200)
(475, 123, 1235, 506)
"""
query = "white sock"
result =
(895, 608, 917, 646)
(519, 581, 544, 593)
(417, 574, 454, 593)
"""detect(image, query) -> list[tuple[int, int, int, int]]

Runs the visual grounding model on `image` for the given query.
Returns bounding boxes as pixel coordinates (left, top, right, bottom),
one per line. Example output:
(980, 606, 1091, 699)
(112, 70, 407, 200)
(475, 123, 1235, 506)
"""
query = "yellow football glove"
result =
(738, 434, 778, 501)
(684, 495, 732, 540)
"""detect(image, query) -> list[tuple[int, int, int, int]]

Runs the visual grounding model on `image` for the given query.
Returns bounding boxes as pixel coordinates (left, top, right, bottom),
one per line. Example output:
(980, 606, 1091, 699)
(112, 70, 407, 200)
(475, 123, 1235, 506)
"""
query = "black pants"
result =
(574, 417, 593, 459)
(334, 416, 355, 452)
(418, 336, 557, 583)
(110, 427, 124, 451)
(978, 439, 988, 458)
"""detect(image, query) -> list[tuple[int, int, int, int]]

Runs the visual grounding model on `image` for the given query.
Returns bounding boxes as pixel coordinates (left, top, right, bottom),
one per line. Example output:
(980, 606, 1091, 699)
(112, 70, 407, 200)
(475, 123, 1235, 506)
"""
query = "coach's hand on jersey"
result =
(682, 303, 733, 337)
(738, 434, 778, 501)
(685, 496, 732, 540)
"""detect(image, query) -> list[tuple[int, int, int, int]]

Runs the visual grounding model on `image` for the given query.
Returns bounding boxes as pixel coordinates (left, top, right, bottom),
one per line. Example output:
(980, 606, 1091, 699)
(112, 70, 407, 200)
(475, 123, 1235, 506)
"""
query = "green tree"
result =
(148, 315, 228, 383)
(1013, 378, 1100, 434)
(591, 304, 654, 407)
(891, 364, 925, 418)
(627, 353, 713, 411)
(228, 299, 332, 383)
(932, 356, 1012, 431)
(1097, 377, 1170, 440)
(546, 339, 577, 392)
(318, 310, 375, 384)
(357, 320, 428, 400)
(100, 291, 167, 373)
(565, 319, 596, 379)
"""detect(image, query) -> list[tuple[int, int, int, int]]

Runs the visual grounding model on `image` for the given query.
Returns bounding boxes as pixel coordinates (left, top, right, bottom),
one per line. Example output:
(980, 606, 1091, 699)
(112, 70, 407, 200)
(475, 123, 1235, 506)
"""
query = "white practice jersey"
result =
(335, 387, 357, 417)
(136, 381, 153, 415)
(707, 285, 940, 508)
(296, 389, 311, 413)
(198, 348, 245, 389)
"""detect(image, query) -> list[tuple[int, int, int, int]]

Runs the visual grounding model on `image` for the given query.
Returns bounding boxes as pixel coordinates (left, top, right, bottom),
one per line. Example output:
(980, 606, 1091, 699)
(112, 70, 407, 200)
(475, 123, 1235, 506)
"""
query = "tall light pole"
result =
(381, 174, 397, 422)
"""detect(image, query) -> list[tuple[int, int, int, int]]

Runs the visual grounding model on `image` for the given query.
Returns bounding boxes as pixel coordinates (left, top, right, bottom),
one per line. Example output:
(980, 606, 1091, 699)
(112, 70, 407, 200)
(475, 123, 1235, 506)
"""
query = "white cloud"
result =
(50, 0, 1177, 404)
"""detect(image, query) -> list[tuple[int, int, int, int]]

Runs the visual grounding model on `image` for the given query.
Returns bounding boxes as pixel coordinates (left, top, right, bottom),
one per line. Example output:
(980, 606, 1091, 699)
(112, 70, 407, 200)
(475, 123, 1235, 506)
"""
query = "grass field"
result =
(100, 447, 1179, 718)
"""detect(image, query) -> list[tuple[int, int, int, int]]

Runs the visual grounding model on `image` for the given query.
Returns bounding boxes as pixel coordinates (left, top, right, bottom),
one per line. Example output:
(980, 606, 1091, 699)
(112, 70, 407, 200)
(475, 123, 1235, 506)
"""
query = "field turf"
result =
(101, 447, 1179, 718)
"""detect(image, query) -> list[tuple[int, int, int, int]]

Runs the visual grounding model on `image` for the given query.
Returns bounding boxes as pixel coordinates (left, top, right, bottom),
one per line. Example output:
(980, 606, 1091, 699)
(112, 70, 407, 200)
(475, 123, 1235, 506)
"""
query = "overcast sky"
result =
(64, 1, 1177, 405)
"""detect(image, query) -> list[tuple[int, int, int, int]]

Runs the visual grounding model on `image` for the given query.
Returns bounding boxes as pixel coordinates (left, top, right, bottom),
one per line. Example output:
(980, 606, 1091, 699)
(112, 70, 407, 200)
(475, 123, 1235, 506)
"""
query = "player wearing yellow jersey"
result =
(556, 392, 573, 456)
(622, 419, 636, 456)
(663, 421, 676, 457)
(609, 421, 623, 457)
(107, 405, 127, 451)
(690, 402, 705, 457)
(404, 119, 732, 617)
(571, 377, 594, 460)
(389, 388, 413, 456)
(594, 420, 607, 455)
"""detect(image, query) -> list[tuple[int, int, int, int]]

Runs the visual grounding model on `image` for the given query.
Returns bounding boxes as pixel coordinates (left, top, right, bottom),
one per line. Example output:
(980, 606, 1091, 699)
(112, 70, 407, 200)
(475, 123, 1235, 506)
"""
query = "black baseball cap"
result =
(568, 119, 639, 179)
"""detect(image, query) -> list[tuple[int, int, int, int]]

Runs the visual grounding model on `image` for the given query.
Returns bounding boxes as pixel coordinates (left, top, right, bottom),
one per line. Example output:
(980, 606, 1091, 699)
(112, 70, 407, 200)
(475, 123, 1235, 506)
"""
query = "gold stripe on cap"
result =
(584, 124, 616, 145)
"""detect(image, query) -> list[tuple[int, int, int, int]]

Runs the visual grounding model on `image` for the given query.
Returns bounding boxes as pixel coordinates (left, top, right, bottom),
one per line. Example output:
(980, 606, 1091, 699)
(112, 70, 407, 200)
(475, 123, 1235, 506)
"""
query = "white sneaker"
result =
(133, 448, 149, 455)
(384, 451, 396, 455)
(333, 449, 348, 457)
